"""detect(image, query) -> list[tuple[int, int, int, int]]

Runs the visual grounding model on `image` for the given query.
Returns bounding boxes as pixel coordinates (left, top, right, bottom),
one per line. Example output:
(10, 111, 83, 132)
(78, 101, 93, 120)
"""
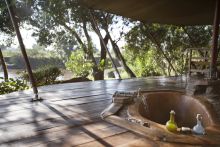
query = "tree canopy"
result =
(125, 23, 212, 76)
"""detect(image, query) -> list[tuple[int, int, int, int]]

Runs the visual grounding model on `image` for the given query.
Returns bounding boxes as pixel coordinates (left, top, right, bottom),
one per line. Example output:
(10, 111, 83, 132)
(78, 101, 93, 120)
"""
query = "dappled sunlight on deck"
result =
(0, 77, 200, 146)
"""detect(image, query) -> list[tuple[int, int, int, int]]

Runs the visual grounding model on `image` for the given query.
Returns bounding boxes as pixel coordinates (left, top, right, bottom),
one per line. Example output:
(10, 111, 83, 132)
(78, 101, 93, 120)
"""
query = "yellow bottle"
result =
(166, 110, 178, 132)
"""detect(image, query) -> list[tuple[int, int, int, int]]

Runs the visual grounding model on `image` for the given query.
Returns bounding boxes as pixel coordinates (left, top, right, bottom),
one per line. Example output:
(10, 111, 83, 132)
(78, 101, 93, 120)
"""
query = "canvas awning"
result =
(82, 0, 216, 25)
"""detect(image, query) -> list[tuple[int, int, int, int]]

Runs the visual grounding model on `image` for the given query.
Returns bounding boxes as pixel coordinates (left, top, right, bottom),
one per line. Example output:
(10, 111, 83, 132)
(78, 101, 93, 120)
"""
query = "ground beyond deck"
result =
(0, 77, 202, 147)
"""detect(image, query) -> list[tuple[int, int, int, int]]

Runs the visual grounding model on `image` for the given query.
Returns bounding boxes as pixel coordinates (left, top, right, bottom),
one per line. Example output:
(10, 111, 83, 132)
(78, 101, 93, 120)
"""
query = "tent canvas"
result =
(82, 0, 216, 25)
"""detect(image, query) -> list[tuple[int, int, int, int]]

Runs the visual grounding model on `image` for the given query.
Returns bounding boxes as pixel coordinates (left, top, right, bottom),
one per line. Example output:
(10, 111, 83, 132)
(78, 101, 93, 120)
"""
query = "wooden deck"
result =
(0, 77, 201, 147)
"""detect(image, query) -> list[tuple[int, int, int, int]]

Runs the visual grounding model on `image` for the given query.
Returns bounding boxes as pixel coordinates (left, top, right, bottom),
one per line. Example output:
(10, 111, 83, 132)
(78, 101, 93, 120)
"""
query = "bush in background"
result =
(65, 50, 93, 78)
(21, 66, 62, 86)
(124, 48, 163, 77)
(3, 48, 65, 70)
(0, 77, 29, 95)
(6, 56, 64, 69)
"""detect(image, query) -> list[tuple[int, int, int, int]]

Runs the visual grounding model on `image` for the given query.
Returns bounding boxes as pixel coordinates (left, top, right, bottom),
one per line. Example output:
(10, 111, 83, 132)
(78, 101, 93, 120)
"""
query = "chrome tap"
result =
(137, 88, 148, 113)
(137, 88, 141, 97)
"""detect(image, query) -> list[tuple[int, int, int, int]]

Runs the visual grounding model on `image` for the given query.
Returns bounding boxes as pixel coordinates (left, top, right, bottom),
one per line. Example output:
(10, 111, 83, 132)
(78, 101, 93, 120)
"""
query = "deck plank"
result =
(0, 77, 190, 146)
(4, 122, 127, 147)
(0, 99, 110, 129)
(75, 131, 158, 147)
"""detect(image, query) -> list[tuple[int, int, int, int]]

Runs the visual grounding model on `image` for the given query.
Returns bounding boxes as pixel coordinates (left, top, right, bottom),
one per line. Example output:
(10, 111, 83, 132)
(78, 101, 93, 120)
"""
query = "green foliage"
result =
(99, 59, 108, 71)
(65, 50, 93, 78)
(53, 31, 78, 62)
(28, 0, 122, 80)
(0, 77, 29, 95)
(125, 23, 212, 76)
(0, 0, 32, 34)
(21, 66, 62, 86)
(124, 48, 162, 77)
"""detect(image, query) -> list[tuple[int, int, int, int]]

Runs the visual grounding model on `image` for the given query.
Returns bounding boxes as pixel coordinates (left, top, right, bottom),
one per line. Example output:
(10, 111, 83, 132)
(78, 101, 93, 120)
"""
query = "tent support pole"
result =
(5, 0, 42, 101)
(210, 0, 220, 79)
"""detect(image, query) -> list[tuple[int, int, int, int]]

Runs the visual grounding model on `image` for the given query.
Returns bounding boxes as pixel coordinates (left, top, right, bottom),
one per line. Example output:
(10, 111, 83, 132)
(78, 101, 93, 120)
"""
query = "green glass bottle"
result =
(166, 110, 178, 132)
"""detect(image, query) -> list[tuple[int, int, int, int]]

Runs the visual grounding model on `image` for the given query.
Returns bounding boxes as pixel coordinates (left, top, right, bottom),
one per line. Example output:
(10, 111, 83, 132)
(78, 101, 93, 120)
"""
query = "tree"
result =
(28, 0, 137, 80)
(65, 50, 93, 78)
(0, 0, 32, 81)
(0, 1, 13, 81)
(125, 23, 212, 76)
(0, 0, 32, 33)
(90, 12, 136, 78)
(29, 0, 110, 80)
(0, 1, 13, 34)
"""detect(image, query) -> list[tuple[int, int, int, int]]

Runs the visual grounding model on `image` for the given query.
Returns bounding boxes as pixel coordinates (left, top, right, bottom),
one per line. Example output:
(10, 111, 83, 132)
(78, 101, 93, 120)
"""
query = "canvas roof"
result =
(82, 0, 216, 25)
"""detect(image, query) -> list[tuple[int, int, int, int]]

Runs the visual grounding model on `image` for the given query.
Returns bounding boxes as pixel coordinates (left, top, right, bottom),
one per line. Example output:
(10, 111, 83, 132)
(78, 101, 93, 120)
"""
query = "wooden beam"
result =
(4, 0, 41, 101)
(210, 0, 220, 79)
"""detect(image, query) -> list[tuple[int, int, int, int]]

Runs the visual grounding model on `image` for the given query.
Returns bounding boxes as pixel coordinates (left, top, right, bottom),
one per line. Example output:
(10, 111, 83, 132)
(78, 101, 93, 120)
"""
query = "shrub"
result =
(0, 77, 29, 95)
(65, 50, 93, 78)
(124, 48, 162, 77)
(21, 66, 62, 86)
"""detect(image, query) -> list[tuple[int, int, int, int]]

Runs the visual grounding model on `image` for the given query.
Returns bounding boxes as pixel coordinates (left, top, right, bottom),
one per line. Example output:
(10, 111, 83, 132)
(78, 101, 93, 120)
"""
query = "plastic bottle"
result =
(192, 114, 205, 135)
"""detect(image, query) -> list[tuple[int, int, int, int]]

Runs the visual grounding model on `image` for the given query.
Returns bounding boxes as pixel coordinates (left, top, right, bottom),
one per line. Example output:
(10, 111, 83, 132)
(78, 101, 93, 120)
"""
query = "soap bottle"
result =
(192, 114, 205, 135)
(166, 110, 178, 132)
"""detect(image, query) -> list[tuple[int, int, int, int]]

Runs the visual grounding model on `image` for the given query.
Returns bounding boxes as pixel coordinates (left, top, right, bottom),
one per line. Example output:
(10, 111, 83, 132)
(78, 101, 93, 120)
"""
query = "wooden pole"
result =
(0, 48, 8, 81)
(5, 0, 41, 101)
(210, 0, 220, 79)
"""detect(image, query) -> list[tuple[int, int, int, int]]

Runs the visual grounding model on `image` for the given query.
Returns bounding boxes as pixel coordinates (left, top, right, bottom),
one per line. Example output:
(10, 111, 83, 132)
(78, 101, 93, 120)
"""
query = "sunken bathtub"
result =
(101, 90, 220, 145)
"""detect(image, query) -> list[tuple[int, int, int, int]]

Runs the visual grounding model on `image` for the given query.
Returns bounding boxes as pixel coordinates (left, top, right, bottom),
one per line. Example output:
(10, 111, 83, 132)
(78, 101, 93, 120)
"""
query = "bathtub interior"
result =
(139, 91, 212, 128)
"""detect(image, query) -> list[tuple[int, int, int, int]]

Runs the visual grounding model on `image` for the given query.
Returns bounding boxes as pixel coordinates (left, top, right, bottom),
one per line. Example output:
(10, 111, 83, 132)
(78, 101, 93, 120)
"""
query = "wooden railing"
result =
(187, 48, 211, 77)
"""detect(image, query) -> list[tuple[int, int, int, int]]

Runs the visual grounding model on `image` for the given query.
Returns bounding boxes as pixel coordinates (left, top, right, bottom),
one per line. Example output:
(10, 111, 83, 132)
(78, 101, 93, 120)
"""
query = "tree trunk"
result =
(105, 29, 136, 78)
(89, 11, 121, 79)
(100, 14, 136, 78)
(96, 35, 109, 80)
(82, 20, 103, 80)
(82, 20, 97, 66)
(0, 48, 8, 81)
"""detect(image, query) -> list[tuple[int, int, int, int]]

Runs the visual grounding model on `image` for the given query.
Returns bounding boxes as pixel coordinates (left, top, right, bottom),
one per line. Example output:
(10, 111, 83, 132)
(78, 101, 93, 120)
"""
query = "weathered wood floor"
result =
(0, 77, 200, 147)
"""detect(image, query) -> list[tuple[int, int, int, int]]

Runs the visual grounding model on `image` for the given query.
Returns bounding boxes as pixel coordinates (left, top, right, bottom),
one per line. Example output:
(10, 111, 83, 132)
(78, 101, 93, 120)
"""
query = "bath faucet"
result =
(138, 88, 146, 104)
(137, 88, 149, 114)
(137, 88, 144, 102)
(137, 88, 141, 97)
